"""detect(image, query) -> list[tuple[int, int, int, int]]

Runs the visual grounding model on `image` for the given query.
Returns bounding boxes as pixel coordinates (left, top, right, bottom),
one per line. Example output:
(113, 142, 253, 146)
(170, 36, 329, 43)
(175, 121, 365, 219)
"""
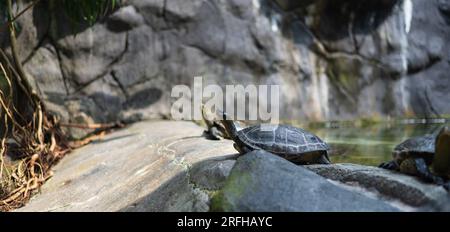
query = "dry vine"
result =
(0, 0, 121, 211)
(0, 0, 60, 211)
(0, 56, 70, 211)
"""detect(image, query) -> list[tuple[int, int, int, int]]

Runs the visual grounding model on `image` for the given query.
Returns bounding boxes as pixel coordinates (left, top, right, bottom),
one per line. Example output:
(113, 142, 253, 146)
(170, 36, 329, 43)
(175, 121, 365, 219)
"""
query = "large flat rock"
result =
(17, 121, 237, 212)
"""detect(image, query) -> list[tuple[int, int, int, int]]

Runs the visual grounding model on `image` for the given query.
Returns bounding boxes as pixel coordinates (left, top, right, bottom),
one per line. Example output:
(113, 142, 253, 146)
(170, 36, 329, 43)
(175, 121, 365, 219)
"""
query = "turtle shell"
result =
(393, 134, 435, 163)
(236, 124, 329, 155)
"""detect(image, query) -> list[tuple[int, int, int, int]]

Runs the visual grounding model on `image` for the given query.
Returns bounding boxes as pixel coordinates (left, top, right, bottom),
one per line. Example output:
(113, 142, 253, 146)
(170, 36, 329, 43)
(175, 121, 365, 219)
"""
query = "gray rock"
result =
(122, 169, 211, 212)
(185, 2, 227, 58)
(5, 0, 450, 138)
(16, 121, 238, 212)
(23, 45, 70, 121)
(305, 164, 450, 211)
(164, 0, 204, 21)
(107, 6, 145, 32)
(190, 159, 236, 190)
(211, 150, 399, 212)
(124, 158, 236, 212)
(273, 0, 315, 11)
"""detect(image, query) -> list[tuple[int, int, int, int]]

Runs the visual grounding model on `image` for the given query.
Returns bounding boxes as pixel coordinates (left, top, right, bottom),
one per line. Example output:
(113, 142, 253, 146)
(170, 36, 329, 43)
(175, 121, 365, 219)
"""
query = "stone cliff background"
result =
(2, 0, 450, 138)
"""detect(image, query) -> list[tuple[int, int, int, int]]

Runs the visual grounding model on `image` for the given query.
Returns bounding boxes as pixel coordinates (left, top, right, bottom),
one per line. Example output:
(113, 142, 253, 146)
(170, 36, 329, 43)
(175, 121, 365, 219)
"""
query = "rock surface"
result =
(17, 121, 237, 212)
(211, 150, 399, 212)
(305, 164, 450, 211)
(2, 0, 450, 139)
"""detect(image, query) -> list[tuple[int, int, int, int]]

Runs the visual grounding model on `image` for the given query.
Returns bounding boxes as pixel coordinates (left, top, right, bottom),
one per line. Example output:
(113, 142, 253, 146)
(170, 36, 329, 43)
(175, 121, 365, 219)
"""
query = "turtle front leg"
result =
(314, 154, 331, 165)
(442, 181, 450, 191)
(379, 160, 399, 171)
(233, 143, 252, 154)
(204, 127, 225, 140)
(413, 158, 445, 185)
(210, 127, 224, 140)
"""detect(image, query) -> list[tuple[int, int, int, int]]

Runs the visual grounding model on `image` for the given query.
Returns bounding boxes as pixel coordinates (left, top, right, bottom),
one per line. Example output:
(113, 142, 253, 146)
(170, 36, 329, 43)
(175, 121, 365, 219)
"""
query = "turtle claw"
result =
(315, 154, 331, 165)
(412, 158, 450, 188)
(202, 130, 220, 140)
(379, 161, 399, 170)
(203, 127, 226, 140)
(442, 182, 450, 191)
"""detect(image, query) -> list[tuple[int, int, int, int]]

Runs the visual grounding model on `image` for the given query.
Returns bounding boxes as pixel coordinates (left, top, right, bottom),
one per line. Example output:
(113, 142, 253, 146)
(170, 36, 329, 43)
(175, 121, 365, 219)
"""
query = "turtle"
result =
(219, 111, 331, 164)
(379, 126, 450, 189)
(432, 126, 450, 177)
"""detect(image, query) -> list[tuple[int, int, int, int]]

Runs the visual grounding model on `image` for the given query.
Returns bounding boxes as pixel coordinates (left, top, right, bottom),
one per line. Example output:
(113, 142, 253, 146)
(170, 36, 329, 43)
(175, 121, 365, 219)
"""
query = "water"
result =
(303, 122, 445, 166)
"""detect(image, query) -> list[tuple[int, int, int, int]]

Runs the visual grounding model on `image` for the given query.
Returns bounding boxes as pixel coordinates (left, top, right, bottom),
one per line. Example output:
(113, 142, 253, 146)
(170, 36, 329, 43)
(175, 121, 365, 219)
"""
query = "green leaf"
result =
(60, 0, 121, 26)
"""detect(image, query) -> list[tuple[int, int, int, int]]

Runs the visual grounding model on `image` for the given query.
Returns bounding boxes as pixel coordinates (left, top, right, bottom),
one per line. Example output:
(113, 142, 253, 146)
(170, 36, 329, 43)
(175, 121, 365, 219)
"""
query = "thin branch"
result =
(59, 122, 124, 130)
(7, 0, 40, 106)
(0, 0, 41, 33)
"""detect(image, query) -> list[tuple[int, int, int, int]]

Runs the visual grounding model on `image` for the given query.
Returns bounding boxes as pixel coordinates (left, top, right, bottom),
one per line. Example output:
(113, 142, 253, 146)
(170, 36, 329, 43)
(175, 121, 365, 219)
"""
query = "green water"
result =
(303, 122, 446, 166)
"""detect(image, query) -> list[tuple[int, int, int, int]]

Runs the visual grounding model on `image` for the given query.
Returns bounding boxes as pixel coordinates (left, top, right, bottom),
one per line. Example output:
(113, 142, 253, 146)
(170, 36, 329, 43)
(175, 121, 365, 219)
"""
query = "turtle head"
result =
(217, 109, 238, 140)
(432, 126, 450, 176)
(201, 104, 213, 126)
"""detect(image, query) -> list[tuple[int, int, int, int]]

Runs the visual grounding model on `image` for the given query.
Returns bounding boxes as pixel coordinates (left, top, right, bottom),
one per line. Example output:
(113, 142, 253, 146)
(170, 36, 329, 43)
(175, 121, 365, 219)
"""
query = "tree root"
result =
(0, 0, 122, 212)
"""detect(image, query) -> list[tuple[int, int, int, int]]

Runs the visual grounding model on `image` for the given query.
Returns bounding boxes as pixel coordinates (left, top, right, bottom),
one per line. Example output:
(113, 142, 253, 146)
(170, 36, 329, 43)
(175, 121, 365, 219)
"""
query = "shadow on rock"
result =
(119, 156, 238, 212)
(124, 88, 163, 110)
(267, 0, 398, 43)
